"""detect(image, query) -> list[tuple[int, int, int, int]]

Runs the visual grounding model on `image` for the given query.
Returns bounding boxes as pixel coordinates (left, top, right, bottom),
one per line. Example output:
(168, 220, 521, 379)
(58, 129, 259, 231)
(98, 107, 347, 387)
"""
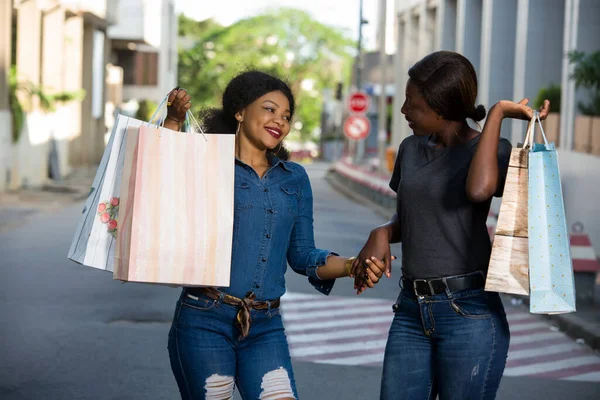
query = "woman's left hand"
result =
(496, 98, 551, 121)
(354, 256, 395, 294)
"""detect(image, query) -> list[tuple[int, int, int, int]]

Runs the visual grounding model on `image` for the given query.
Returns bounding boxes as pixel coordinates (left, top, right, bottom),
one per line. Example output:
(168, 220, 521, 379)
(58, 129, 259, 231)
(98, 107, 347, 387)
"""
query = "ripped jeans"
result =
(380, 286, 510, 400)
(168, 289, 297, 400)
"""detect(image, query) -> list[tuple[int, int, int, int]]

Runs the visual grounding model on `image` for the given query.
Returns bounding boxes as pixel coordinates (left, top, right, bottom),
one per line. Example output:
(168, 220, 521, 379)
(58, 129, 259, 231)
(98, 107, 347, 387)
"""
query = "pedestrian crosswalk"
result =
(280, 291, 600, 382)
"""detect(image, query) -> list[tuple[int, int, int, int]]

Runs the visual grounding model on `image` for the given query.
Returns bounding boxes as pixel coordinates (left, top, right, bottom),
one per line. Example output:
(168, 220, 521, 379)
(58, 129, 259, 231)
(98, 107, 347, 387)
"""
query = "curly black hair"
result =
(198, 70, 295, 160)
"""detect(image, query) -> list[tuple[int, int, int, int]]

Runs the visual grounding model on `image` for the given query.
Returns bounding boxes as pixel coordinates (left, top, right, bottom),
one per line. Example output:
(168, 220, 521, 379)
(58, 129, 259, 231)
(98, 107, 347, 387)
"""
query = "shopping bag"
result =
(485, 118, 536, 295)
(67, 114, 144, 271)
(114, 124, 235, 287)
(528, 112, 576, 314)
(68, 97, 235, 286)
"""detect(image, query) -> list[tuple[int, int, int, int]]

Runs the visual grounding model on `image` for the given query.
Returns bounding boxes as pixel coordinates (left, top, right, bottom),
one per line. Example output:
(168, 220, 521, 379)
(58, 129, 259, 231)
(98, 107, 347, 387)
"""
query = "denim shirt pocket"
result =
(233, 182, 254, 257)
(280, 185, 300, 216)
(235, 182, 254, 211)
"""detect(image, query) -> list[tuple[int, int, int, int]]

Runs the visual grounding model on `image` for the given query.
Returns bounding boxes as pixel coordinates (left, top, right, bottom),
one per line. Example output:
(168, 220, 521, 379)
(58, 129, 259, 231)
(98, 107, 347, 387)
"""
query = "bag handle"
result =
(147, 94, 207, 141)
(523, 113, 536, 149)
(535, 111, 549, 147)
(523, 111, 548, 150)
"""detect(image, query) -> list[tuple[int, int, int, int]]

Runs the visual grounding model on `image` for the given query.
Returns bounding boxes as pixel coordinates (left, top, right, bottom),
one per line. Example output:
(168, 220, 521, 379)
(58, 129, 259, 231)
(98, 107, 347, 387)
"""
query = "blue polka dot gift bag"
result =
(527, 112, 576, 314)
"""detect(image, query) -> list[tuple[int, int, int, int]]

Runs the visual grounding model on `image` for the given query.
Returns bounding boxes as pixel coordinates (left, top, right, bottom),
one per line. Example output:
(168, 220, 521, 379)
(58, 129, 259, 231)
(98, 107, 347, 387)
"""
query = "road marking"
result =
(284, 314, 393, 332)
(281, 291, 600, 381)
(291, 339, 388, 357)
(565, 370, 600, 382)
(287, 328, 383, 344)
(508, 342, 579, 361)
(504, 355, 600, 376)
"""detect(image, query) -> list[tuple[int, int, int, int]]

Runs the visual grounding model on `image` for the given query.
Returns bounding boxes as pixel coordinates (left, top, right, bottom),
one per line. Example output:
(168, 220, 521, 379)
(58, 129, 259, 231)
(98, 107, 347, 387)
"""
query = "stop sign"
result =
(344, 115, 370, 140)
(348, 91, 369, 113)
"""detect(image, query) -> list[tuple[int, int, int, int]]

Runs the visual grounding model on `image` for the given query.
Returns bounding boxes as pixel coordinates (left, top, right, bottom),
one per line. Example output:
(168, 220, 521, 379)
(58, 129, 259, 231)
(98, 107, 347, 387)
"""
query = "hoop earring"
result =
(274, 142, 282, 154)
(236, 122, 241, 135)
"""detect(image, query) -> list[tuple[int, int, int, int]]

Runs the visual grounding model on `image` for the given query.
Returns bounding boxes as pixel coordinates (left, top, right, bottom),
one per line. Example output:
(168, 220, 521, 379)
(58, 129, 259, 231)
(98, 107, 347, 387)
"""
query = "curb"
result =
(518, 295, 600, 352)
(325, 169, 394, 221)
(546, 312, 600, 352)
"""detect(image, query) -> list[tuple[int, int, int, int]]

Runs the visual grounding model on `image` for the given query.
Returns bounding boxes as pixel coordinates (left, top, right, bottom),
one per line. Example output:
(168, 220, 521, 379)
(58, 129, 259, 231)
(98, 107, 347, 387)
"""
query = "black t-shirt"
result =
(389, 134, 512, 280)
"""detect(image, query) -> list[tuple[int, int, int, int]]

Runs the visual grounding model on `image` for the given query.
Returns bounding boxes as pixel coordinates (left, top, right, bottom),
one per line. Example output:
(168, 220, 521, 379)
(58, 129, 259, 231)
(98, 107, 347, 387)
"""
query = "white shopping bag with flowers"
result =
(67, 115, 144, 271)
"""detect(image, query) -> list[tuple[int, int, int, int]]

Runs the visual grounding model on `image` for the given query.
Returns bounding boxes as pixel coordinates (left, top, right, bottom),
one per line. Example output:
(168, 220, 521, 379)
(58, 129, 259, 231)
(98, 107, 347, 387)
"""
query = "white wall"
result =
(12, 112, 51, 188)
(60, 0, 108, 20)
(558, 150, 600, 256)
(107, 0, 162, 48)
(479, 0, 517, 138)
(0, 111, 11, 191)
(418, 3, 435, 58)
(437, 0, 457, 51)
(512, 0, 565, 144)
(121, 0, 177, 105)
(456, 0, 483, 76)
(391, 16, 406, 150)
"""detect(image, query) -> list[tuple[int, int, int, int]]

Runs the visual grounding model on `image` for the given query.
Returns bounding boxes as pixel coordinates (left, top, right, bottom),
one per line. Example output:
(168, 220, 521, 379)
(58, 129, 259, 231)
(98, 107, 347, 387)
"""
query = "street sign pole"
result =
(377, 0, 387, 173)
(355, 0, 365, 165)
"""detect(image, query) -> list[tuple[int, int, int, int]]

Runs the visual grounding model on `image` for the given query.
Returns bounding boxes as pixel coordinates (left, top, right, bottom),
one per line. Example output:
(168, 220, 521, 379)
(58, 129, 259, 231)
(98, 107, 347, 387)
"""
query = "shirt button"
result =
(266, 234, 271, 238)
(262, 258, 267, 262)
(254, 283, 260, 288)
(263, 188, 268, 192)
(267, 209, 274, 213)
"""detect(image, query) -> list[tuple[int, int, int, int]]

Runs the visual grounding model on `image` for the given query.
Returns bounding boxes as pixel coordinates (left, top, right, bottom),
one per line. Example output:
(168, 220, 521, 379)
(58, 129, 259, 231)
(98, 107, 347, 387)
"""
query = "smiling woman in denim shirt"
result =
(162, 71, 389, 400)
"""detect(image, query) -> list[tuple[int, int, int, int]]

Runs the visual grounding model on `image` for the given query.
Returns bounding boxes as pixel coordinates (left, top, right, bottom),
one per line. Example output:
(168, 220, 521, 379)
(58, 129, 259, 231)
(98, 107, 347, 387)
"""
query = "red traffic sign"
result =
(344, 115, 371, 140)
(348, 91, 369, 113)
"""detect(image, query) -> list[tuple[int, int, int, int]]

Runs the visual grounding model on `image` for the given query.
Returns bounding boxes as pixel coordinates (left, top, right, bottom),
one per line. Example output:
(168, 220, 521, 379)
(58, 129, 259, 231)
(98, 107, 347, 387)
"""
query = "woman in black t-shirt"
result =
(352, 51, 550, 400)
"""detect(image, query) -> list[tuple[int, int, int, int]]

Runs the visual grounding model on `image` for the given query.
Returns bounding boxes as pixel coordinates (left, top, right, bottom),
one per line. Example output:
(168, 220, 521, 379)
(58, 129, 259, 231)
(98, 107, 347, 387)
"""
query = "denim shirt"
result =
(220, 156, 336, 301)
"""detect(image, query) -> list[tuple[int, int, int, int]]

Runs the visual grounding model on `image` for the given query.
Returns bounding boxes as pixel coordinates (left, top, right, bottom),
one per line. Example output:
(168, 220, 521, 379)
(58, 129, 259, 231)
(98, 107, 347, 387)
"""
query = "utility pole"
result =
(354, 0, 366, 164)
(376, 0, 387, 173)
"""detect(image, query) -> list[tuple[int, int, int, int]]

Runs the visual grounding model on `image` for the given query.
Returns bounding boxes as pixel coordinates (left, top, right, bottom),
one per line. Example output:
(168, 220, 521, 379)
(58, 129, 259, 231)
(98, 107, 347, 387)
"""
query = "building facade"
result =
(0, 0, 177, 192)
(108, 0, 178, 107)
(0, 0, 117, 190)
(392, 0, 600, 151)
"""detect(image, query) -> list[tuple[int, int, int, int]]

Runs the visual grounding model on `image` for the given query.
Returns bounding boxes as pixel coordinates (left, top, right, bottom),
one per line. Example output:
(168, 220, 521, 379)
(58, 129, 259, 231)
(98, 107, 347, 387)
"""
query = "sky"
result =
(175, 0, 396, 53)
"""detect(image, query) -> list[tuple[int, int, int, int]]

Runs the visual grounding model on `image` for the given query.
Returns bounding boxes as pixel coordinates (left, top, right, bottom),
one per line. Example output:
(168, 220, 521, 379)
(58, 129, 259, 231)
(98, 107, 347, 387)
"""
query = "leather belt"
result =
(402, 272, 485, 297)
(186, 287, 280, 338)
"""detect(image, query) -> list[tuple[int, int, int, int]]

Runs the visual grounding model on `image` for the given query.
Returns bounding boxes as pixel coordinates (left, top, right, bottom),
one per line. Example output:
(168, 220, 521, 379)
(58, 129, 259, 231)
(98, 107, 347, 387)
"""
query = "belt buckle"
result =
(413, 279, 430, 297)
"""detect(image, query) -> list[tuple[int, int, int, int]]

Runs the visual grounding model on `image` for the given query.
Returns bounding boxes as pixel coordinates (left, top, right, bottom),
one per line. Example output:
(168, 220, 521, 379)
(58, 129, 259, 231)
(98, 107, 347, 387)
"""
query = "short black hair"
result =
(408, 51, 486, 122)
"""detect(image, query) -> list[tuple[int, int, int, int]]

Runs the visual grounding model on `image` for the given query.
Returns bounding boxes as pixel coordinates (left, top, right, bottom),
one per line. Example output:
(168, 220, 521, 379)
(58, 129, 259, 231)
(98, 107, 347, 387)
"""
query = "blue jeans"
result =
(381, 284, 510, 400)
(168, 289, 297, 400)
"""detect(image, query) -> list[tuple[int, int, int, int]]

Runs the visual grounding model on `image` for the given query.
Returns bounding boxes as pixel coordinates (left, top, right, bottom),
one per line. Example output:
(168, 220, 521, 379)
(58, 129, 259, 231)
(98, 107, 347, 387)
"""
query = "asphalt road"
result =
(1, 162, 598, 399)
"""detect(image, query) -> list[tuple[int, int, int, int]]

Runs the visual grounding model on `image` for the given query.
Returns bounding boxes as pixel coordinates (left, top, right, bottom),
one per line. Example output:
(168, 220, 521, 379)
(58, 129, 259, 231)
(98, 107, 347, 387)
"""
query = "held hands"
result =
(164, 87, 192, 131)
(350, 227, 396, 295)
(348, 256, 394, 295)
(496, 98, 551, 121)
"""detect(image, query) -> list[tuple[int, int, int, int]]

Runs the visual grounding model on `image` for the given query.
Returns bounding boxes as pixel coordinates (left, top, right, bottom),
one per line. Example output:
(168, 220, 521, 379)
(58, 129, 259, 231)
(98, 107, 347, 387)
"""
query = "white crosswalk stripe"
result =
(287, 328, 382, 344)
(281, 291, 600, 382)
(507, 342, 579, 360)
(283, 314, 392, 332)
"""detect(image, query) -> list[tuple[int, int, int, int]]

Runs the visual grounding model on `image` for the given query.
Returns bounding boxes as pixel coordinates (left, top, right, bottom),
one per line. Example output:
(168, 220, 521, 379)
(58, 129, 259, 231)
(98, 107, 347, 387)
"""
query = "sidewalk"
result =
(326, 158, 600, 351)
(0, 166, 96, 232)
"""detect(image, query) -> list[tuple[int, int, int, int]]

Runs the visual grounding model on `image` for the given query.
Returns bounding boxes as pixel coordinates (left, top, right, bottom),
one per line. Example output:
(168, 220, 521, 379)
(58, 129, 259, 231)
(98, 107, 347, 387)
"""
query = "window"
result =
(115, 49, 158, 86)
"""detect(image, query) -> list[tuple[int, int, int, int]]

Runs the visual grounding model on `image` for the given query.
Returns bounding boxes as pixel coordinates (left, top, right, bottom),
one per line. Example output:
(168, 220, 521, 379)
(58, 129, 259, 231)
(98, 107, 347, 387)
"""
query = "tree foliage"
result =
(569, 50, 600, 116)
(178, 9, 355, 141)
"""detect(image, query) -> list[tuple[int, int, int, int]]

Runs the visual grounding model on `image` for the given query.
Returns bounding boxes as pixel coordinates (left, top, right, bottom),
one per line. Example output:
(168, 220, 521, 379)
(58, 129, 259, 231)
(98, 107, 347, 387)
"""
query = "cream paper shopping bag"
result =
(114, 124, 235, 287)
(486, 117, 536, 295)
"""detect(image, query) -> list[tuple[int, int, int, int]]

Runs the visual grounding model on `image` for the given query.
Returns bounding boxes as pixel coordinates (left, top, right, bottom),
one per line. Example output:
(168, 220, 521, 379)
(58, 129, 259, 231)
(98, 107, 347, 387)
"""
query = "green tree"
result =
(178, 9, 355, 141)
(569, 50, 600, 116)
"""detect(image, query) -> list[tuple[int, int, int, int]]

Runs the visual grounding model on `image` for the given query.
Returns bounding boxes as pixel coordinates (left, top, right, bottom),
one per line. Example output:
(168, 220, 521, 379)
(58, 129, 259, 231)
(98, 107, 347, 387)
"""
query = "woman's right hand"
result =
(352, 227, 393, 293)
(164, 87, 191, 131)
(496, 98, 550, 121)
